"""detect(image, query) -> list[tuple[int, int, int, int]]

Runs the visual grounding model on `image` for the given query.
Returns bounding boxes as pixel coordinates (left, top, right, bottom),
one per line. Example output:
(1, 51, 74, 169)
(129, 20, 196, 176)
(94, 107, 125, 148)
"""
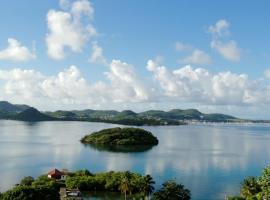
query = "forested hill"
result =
(0, 101, 240, 125)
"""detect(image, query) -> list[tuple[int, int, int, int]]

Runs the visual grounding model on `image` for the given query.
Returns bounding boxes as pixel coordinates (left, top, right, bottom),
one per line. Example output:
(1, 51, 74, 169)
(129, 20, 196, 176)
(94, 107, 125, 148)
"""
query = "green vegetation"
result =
(152, 180, 191, 200)
(1, 175, 62, 200)
(14, 107, 55, 122)
(81, 127, 159, 147)
(0, 101, 243, 124)
(229, 165, 270, 199)
(139, 108, 236, 122)
(0, 170, 191, 200)
(0, 101, 29, 113)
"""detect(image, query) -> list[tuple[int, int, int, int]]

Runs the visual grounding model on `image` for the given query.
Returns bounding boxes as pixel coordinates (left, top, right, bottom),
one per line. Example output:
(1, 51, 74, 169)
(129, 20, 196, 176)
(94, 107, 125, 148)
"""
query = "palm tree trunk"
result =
(125, 191, 127, 200)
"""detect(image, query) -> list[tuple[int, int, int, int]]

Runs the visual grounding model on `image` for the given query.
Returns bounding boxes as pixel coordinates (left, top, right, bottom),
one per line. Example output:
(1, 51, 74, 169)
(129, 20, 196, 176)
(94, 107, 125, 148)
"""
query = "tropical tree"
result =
(20, 176, 35, 186)
(258, 165, 270, 189)
(119, 172, 132, 200)
(240, 176, 261, 198)
(152, 180, 191, 200)
(140, 175, 155, 199)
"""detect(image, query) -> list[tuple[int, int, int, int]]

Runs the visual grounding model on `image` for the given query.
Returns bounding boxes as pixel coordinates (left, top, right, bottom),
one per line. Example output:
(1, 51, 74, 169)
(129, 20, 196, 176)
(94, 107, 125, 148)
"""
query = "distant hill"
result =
(0, 101, 30, 113)
(139, 109, 236, 122)
(0, 101, 240, 124)
(15, 107, 55, 122)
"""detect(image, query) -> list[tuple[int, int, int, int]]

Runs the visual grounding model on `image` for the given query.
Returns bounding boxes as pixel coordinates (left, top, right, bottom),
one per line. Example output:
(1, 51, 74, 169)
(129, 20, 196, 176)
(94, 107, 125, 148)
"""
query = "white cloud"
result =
(105, 60, 150, 102)
(208, 19, 241, 62)
(71, 0, 94, 20)
(211, 40, 240, 62)
(147, 59, 269, 105)
(1, 60, 270, 114)
(178, 49, 212, 65)
(208, 19, 230, 37)
(59, 0, 70, 9)
(0, 38, 36, 62)
(89, 42, 108, 66)
(0, 60, 151, 109)
(46, 0, 97, 60)
(175, 42, 193, 52)
(264, 69, 270, 79)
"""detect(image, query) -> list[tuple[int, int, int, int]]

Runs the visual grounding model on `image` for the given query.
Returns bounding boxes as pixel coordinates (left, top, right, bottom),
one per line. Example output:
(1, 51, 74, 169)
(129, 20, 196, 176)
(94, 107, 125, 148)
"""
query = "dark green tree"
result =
(119, 172, 132, 200)
(240, 176, 261, 198)
(258, 166, 270, 189)
(1, 185, 37, 200)
(140, 174, 155, 199)
(20, 176, 35, 186)
(152, 180, 191, 200)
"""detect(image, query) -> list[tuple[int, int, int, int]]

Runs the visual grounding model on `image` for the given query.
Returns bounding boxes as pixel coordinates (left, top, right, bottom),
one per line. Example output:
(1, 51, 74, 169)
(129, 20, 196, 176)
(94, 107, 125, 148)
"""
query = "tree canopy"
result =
(81, 127, 159, 146)
(152, 180, 191, 200)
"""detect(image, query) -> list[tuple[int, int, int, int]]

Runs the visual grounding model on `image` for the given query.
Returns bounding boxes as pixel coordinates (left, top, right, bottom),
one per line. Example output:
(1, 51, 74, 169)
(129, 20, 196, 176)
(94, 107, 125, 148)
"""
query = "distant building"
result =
(47, 168, 67, 180)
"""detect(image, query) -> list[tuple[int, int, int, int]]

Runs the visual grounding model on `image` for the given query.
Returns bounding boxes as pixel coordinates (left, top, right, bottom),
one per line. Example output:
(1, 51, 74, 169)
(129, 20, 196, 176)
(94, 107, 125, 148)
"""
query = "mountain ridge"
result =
(0, 101, 244, 125)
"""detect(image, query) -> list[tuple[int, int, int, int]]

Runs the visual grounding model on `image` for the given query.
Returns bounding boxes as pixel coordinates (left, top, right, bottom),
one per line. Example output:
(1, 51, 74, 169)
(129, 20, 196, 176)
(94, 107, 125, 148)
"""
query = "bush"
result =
(20, 176, 34, 186)
(152, 180, 191, 200)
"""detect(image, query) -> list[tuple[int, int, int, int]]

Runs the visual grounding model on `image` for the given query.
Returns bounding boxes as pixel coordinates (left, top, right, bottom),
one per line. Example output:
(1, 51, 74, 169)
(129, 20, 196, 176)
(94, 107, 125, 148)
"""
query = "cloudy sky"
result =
(0, 0, 270, 119)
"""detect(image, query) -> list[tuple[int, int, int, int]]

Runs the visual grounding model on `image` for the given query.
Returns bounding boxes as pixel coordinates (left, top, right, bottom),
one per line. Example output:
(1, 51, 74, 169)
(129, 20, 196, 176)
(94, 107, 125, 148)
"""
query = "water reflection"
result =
(83, 143, 155, 153)
(1, 121, 270, 199)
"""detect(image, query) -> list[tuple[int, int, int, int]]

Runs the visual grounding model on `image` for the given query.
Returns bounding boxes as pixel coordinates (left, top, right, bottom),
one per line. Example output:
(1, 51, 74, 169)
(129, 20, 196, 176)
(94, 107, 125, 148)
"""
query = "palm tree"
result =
(119, 173, 132, 200)
(140, 175, 155, 200)
(240, 176, 261, 198)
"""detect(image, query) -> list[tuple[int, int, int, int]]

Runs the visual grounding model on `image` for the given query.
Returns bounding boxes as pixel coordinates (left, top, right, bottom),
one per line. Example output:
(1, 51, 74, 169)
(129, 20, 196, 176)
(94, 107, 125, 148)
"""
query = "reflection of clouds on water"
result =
(143, 125, 270, 176)
(2, 121, 270, 199)
(105, 154, 134, 171)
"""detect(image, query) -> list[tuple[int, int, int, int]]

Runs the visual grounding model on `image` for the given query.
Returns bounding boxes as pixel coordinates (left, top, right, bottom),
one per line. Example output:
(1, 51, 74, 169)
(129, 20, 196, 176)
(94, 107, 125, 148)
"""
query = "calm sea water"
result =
(1, 120, 270, 199)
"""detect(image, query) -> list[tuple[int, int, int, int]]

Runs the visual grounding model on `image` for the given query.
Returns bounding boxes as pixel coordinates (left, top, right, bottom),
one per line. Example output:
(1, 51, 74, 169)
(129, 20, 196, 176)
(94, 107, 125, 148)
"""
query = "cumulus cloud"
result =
(211, 40, 240, 62)
(175, 42, 193, 52)
(179, 49, 212, 65)
(59, 0, 70, 9)
(147, 59, 269, 105)
(208, 19, 241, 62)
(0, 38, 36, 62)
(208, 19, 230, 37)
(1, 60, 270, 112)
(0, 60, 151, 109)
(46, 0, 97, 60)
(105, 60, 150, 102)
(89, 42, 108, 65)
(264, 69, 270, 79)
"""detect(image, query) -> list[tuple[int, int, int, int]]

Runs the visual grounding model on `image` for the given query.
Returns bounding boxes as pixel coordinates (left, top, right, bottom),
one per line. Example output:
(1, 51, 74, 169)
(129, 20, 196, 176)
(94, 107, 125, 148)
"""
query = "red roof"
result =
(48, 168, 64, 176)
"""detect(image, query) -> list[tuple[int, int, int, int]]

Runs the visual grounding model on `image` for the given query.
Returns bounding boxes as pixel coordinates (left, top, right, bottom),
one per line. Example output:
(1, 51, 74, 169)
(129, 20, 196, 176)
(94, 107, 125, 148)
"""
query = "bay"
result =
(1, 120, 270, 199)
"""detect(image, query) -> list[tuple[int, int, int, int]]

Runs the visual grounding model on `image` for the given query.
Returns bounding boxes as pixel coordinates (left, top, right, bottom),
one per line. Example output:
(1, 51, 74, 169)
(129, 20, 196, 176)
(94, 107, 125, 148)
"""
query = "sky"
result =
(0, 0, 270, 119)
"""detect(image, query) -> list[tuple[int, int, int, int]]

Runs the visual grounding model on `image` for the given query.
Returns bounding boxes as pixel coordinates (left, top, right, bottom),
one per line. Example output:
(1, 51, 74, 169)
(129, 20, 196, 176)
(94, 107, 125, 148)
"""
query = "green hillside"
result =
(15, 107, 55, 122)
(0, 101, 30, 113)
(0, 101, 239, 124)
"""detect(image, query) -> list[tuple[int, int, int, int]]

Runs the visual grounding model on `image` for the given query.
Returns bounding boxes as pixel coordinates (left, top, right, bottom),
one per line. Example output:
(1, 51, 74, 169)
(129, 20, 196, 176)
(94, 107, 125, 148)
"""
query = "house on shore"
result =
(47, 168, 67, 180)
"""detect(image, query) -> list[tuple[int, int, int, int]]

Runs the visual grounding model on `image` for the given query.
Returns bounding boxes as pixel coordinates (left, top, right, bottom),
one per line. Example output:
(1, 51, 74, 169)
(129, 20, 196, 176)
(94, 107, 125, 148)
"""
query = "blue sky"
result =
(0, 0, 270, 118)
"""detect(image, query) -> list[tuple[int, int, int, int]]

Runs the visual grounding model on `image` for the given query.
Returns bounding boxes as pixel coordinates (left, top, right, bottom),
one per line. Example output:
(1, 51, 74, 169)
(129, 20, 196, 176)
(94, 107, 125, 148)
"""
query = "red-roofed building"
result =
(48, 168, 67, 180)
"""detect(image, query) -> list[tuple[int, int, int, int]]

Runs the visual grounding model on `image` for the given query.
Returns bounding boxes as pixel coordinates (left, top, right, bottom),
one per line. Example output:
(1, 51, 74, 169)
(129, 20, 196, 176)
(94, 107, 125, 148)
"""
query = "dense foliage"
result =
(81, 127, 159, 146)
(229, 165, 270, 199)
(0, 175, 62, 200)
(0, 169, 191, 200)
(152, 180, 191, 200)
(66, 170, 152, 195)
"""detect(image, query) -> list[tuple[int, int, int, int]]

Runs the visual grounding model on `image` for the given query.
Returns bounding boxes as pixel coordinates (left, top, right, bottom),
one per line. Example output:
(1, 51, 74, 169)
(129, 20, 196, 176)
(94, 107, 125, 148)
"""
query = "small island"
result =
(81, 127, 159, 147)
